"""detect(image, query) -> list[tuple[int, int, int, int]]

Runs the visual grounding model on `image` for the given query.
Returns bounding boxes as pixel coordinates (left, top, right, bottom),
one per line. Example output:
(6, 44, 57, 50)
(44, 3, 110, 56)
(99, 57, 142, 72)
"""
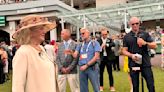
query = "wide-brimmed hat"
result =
(12, 14, 56, 39)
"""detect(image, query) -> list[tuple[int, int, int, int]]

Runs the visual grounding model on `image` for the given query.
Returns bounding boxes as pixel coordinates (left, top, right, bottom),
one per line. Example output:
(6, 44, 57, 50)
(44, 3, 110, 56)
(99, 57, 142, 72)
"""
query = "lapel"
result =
(65, 40, 74, 59)
(60, 42, 65, 58)
(60, 42, 65, 50)
(68, 40, 73, 50)
(100, 38, 103, 45)
(39, 46, 56, 64)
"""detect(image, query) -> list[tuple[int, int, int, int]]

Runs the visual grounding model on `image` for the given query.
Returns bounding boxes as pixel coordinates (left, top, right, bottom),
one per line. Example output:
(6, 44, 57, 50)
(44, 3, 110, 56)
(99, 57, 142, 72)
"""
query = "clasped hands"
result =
(61, 67, 71, 74)
(137, 38, 147, 47)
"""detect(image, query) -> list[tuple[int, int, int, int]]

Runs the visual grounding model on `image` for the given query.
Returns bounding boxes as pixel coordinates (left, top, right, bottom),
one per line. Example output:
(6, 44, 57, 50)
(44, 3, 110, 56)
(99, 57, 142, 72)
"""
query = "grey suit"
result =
(56, 40, 78, 74)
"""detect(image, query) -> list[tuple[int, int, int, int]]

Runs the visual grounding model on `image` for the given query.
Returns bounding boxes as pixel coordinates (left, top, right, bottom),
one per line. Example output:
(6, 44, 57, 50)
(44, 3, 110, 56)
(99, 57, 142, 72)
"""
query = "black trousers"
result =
(113, 56, 120, 71)
(130, 67, 155, 92)
(0, 65, 5, 84)
(100, 56, 114, 87)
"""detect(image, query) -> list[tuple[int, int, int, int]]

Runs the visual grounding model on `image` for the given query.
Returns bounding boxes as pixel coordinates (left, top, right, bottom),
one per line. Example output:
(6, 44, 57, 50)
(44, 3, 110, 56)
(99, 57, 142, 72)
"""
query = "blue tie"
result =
(65, 42, 69, 49)
(64, 42, 69, 57)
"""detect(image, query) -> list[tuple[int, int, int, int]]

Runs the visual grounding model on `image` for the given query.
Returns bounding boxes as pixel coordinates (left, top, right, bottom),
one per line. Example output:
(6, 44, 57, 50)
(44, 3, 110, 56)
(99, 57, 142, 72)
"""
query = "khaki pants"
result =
(58, 74, 80, 92)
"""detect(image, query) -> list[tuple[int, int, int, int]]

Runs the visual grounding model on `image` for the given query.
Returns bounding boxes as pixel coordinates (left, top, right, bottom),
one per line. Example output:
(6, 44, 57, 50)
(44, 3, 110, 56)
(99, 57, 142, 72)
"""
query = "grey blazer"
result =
(56, 40, 78, 74)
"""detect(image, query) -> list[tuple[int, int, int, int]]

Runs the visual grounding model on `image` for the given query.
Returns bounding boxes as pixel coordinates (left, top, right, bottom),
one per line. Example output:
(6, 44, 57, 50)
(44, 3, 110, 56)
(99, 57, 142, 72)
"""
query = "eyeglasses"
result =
(80, 32, 85, 35)
(132, 23, 139, 26)
(102, 34, 107, 36)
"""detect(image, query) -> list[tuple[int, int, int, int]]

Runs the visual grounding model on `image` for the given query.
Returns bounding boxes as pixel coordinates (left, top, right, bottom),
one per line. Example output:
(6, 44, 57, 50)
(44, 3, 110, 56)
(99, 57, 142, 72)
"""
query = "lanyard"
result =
(81, 41, 92, 53)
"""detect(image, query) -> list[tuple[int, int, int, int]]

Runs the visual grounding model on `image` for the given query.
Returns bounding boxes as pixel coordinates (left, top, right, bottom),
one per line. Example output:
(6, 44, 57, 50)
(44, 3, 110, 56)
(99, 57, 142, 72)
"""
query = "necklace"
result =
(30, 45, 45, 59)
(30, 45, 42, 52)
(30, 45, 56, 64)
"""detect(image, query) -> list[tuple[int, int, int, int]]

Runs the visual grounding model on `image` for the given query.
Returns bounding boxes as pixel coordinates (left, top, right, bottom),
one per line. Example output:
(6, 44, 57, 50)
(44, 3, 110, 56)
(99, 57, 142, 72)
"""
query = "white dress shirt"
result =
(101, 37, 107, 56)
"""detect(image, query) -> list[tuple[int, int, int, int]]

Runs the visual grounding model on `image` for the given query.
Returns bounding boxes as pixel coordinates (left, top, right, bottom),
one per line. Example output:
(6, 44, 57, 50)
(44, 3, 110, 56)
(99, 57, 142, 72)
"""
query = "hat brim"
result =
(12, 22, 56, 39)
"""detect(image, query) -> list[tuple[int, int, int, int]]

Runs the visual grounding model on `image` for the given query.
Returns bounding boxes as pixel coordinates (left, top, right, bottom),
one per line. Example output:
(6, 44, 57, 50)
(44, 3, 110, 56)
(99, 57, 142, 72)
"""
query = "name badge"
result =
(132, 67, 141, 71)
(80, 54, 87, 59)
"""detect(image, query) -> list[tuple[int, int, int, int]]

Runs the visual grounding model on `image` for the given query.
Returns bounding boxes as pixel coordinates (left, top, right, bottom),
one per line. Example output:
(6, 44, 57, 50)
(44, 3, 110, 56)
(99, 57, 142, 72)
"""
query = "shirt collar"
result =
(83, 38, 91, 44)
(64, 39, 72, 44)
(101, 37, 107, 41)
(130, 30, 142, 37)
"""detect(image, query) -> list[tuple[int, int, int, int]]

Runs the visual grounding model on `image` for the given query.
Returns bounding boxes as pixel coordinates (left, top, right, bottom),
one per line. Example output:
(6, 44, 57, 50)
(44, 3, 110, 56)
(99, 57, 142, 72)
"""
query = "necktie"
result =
(65, 42, 69, 49)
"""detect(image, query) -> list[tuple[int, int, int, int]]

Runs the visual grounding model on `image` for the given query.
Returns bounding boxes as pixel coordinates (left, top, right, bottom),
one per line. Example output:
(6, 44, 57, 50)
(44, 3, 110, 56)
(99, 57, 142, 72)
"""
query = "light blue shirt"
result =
(63, 39, 72, 49)
(76, 40, 101, 65)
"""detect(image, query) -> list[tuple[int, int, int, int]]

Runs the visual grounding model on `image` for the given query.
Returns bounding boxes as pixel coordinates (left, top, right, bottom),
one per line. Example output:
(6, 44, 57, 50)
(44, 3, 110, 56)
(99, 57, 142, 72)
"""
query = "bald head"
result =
(61, 29, 71, 41)
(129, 17, 140, 24)
(129, 17, 140, 32)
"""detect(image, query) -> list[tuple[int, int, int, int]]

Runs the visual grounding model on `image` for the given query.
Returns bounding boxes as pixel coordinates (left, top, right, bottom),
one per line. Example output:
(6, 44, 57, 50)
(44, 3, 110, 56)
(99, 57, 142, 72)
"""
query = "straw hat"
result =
(12, 15, 56, 39)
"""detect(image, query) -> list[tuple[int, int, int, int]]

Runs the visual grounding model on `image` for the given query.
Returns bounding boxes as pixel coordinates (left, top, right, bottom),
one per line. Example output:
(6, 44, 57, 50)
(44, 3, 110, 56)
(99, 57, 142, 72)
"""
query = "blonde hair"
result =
(14, 28, 31, 45)
(99, 27, 109, 35)
(15, 25, 48, 45)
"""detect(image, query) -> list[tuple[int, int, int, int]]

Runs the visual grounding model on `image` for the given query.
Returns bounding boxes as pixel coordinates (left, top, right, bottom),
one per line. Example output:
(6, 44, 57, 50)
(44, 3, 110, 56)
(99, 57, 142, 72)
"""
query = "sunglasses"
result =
(102, 34, 107, 36)
(80, 32, 85, 35)
(132, 23, 139, 26)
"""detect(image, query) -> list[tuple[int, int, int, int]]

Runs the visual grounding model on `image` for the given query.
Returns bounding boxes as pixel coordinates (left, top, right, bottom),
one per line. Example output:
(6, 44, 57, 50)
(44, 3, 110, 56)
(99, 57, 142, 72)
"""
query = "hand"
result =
(131, 54, 139, 62)
(80, 65, 88, 71)
(64, 49, 73, 55)
(65, 67, 71, 73)
(137, 38, 147, 47)
(101, 43, 106, 49)
(0, 50, 3, 54)
(61, 68, 67, 74)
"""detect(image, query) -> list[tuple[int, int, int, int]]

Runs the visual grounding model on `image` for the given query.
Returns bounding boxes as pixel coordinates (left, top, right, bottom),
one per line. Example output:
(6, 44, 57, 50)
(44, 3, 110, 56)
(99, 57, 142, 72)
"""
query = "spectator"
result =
(122, 17, 157, 92)
(97, 27, 116, 91)
(56, 29, 80, 92)
(44, 40, 56, 62)
(113, 35, 121, 71)
(74, 28, 101, 92)
(50, 40, 58, 54)
(0, 47, 9, 81)
(0, 49, 5, 84)
(12, 15, 59, 92)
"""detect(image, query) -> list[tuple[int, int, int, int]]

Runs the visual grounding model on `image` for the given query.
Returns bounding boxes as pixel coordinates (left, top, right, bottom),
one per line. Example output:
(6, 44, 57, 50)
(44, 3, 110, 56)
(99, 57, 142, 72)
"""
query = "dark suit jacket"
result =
(56, 40, 78, 74)
(97, 38, 116, 61)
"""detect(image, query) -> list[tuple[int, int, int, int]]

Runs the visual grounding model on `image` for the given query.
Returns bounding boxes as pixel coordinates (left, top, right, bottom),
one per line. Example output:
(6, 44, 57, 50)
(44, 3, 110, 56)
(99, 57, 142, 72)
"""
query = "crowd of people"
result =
(0, 41, 19, 84)
(147, 28, 162, 42)
(0, 15, 158, 92)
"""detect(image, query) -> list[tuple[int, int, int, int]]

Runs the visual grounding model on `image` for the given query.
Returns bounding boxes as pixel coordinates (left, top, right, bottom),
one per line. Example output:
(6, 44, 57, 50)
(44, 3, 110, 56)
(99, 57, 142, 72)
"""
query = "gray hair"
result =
(80, 27, 90, 34)
(62, 29, 71, 34)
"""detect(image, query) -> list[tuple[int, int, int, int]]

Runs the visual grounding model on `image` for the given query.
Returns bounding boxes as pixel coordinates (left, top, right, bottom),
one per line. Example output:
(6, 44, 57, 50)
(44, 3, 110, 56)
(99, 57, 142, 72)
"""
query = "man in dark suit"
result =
(56, 29, 80, 92)
(97, 27, 116, 92)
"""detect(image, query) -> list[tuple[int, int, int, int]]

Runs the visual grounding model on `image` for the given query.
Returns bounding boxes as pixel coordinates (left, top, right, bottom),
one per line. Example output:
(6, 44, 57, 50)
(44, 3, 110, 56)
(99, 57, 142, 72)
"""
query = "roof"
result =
(57, 0, 164, 34)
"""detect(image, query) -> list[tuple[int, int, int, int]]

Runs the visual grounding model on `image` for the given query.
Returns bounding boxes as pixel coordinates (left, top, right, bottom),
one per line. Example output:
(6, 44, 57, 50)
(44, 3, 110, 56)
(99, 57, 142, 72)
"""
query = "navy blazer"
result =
(97, 38, 116, 61)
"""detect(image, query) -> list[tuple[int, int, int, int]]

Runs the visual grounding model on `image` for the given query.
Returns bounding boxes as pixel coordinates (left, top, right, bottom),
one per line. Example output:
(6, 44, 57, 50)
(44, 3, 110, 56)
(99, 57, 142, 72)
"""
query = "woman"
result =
(0, 47, 9, 81)
(0, 49, 5, 84)
(12, 15, 59, 92)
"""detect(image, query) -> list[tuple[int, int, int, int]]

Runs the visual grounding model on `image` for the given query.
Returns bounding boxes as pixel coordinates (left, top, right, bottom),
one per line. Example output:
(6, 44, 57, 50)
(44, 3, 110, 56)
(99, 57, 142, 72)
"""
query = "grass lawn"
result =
(1, 67, 164, 92)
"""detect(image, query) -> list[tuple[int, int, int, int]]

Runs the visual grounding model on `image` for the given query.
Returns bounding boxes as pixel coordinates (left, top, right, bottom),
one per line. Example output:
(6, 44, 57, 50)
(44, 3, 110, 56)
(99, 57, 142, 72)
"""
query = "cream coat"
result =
(12, 45, 59, 92)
